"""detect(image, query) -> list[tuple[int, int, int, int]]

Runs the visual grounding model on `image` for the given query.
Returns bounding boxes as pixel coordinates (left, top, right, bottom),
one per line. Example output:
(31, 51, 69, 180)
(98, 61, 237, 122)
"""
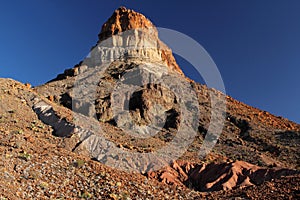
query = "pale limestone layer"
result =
(89, 28, 183, 75)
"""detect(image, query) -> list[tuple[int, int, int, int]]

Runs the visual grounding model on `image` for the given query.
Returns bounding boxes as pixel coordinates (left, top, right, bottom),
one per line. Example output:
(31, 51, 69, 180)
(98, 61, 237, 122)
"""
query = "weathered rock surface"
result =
(27, 97, 300, 194)
(32, 95, 197, 173)
(97, 7, 182, 74)
(35, 7, 300, 171)
(0, 79, 201, 199)
(148, 160, 298, 192)
(98, 6, 154, 41)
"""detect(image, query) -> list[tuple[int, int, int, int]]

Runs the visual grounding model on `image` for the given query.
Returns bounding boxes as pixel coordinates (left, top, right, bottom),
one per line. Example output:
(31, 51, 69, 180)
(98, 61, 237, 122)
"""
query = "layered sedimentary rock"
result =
(51, 6, 183, 82)
(95, 6, 182, 74)
(34, 6, 300, 193)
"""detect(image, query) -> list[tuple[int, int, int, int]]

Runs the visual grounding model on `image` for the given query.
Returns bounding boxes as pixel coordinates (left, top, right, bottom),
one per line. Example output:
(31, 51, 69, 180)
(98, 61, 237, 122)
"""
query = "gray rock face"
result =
(33, 100, 75, 137)
(32, 97, 197, 173)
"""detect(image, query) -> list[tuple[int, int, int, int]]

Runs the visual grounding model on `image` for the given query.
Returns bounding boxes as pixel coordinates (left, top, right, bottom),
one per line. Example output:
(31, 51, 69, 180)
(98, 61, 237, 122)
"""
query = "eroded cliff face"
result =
(31, 6, 300, 196)
(2, 78, 299, 199)
(97, 7, 182, 74)
(36, 6, 300, 169)
(50, 6, 183, 83)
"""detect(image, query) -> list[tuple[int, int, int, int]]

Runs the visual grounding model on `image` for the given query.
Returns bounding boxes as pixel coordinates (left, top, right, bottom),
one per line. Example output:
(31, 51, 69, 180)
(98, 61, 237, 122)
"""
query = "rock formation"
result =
(50, 7, 183, 83)
(1, 6, 298, 199)
(148, 160, 297, 191)
(36, 6, 300, 172)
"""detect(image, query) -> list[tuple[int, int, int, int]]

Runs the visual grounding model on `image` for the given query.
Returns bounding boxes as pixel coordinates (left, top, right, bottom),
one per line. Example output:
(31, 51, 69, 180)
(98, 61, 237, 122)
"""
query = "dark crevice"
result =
(226, 114, 251, 139)
(198, 126, 207, 137)
(163, 108, 180, 129)
(60, 93, 72, 110)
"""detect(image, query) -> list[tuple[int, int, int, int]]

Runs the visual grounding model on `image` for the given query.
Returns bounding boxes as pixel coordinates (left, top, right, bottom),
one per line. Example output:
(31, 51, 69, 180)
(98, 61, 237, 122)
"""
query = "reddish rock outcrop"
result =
(98, 6, 155, 41)
(148, 160, 298, 192)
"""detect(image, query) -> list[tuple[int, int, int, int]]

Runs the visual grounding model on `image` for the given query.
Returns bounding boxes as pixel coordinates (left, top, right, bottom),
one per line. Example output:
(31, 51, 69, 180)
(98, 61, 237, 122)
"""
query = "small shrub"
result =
(73, 159, 85, 168)
(18, 152, 31, 161)
(79, 191, 92, 199)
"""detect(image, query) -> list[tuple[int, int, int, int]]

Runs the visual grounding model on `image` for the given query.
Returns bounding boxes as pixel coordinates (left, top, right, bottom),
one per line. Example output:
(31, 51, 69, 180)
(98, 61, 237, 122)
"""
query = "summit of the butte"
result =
(98, 6, 155, 41)
(90, 6, 183, 76)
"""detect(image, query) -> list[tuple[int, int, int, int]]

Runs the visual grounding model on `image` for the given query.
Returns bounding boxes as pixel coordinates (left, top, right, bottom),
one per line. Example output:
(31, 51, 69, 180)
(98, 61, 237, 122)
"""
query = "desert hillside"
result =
(0, 7, 299, 200)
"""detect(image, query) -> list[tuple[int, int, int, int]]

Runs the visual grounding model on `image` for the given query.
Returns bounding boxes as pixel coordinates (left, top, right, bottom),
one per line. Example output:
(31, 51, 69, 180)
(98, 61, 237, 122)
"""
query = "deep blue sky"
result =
(1, 0, 299, 123)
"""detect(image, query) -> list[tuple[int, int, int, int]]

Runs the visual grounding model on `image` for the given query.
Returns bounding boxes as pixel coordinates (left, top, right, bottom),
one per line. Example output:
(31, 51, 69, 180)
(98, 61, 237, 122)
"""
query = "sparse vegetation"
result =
(73, 159, 85, 168)
(18, 151, 31, 161)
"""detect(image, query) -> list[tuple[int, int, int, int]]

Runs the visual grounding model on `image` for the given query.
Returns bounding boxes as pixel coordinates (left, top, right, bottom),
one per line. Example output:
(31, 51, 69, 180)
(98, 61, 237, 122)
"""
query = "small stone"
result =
(48, 95, 54, 102)
(116, 182, 122, 187)
(24, 83, 31, 89)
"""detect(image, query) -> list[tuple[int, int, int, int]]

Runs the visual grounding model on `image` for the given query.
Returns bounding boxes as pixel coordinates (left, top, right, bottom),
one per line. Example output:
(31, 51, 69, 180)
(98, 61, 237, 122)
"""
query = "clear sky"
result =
(0, 0, 299, 123)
